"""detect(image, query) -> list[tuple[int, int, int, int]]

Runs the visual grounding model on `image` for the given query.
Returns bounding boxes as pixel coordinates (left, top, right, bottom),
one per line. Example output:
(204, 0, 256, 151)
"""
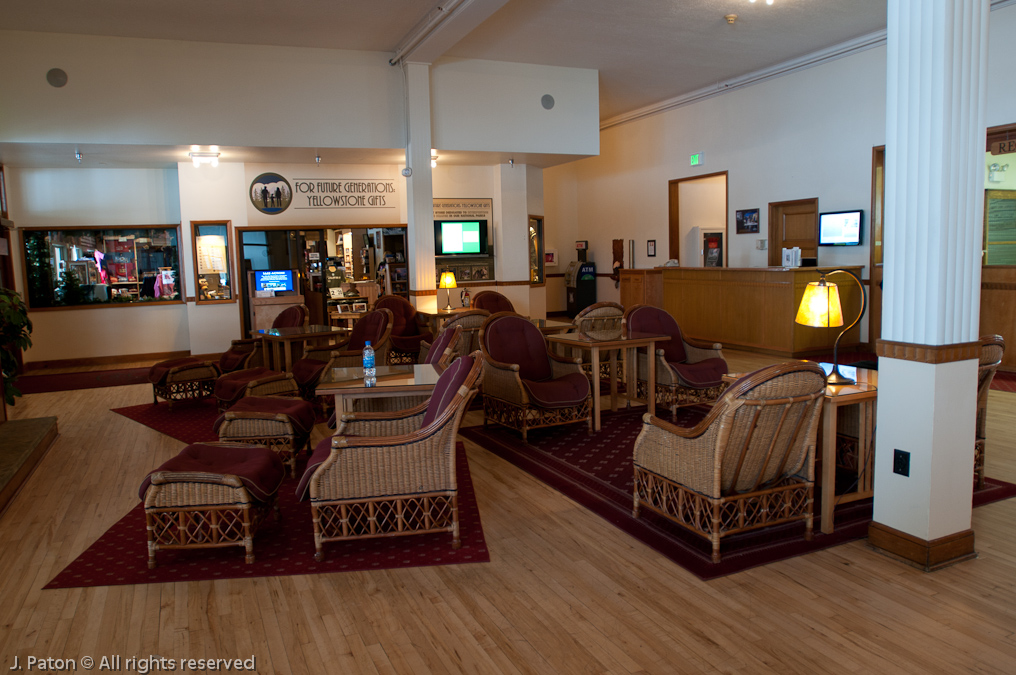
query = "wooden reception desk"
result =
(662, 266, 864, 357)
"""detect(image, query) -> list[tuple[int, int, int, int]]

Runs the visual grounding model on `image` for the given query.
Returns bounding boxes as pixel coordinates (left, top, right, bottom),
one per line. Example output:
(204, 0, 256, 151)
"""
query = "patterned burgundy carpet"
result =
(460, 408, 1016, 580)
(45, 444, 488, 589)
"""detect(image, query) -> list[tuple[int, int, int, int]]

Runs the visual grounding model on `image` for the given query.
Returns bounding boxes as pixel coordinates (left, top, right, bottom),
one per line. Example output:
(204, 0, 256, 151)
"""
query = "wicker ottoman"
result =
(213, 396, 316, 477)
(214, 367, 299, 411)
(148, 357, 218, 408)
(139, 442, 285, 569)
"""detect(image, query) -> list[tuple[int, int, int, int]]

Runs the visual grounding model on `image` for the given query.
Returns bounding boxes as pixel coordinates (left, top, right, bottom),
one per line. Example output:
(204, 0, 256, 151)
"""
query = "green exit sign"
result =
(690, 153, 704, 167)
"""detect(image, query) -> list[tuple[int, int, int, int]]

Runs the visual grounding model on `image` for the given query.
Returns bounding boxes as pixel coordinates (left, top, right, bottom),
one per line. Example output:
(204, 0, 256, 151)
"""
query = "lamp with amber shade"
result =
(438, 270, 457, 311)
(795, 269, 867, 385)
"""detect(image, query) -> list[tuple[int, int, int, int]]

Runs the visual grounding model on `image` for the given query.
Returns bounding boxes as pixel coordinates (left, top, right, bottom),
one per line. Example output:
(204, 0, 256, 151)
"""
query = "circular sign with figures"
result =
(250, 173, 293, 215)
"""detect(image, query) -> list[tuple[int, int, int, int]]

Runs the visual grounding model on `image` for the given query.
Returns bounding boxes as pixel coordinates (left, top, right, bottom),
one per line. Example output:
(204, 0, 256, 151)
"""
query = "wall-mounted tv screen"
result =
(435, 220, 488, 256)
(253, 269, 296, 292)
(818, 210, 863, 246)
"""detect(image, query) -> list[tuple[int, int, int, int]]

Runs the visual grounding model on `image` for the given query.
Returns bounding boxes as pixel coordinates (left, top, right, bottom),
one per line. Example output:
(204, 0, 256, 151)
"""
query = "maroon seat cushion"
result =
(296, 436, 334, 501)
(212, 396, 317, 437)
(147, 357, 207, 384)
(291, 357, 328, 388)
(219, 347, 251, 373)
(375, 296, 418, 337)
(421, 354, 475, 427)
(521, 372, 590, 409)
(474, 293, 514, 313)
(273, 305, 306, 328)
(626, 306, 687, 364)
(670, 357, 729, 388)
(483, 315, 552, 382)
(139, 443, 285, 503)
(391, 332, 433, 353)
(214, 367, 277, 406)
(425, 326, 458, 365)
(348, 310, 390, 351)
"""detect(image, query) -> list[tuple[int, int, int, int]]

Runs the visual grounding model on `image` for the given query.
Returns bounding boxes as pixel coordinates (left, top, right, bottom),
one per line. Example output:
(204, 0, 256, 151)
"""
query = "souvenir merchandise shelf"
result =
(380, 229, 410, 300)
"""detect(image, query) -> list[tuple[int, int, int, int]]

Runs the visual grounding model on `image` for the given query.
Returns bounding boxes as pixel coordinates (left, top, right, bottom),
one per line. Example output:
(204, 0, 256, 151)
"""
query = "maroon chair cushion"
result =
(219, 347, 251, 373)
(139, 443, 285, 503)
(273, 305, 306, 328)
(214, 367, 277, 406)
(474, 292, 514, 313)
(521, 372, 590, 409)
(291, 358, 328, 388)
(147, 357, 207, 384)
(296, 436, 334, 501)
(212, 396, 317, 436)
(627, 306, 687, 364)
(421, 354, 475, 427)
(670, 357, 729, 388)
(425, 327, 458, 365)
(375, 296, 418, 337)
(483, 315, 552, 382)
(391, 332, 433, 354)
(348, 310, 389, 351)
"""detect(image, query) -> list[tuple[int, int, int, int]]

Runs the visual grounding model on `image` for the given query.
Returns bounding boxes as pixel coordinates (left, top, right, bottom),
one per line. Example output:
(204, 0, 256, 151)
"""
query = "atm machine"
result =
(565, 240, 597, 317)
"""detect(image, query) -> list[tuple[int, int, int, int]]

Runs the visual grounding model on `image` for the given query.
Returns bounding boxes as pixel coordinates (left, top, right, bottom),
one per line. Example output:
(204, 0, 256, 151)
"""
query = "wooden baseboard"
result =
(868, 521, 976, 571)
(23, 351, 192, 371)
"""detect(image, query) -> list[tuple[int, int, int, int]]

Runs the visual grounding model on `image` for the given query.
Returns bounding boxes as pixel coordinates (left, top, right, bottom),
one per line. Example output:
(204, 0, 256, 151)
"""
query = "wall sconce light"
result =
(989, 162, 1009, 183)
(190, 152, 220, 168)
(438, 270, 457, 311)
(749, 0, 775, 5)
(315, 155, 322, 165)
(431, 148, 439, 169)
(795, 269, 867, 384)
(74, 151, 82, 164)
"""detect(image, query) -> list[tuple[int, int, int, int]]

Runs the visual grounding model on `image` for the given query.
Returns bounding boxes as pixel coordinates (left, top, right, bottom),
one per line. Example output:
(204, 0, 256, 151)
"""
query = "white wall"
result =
(7, 167, 189, 363)
(0, 31, 404, 150)
(431, 58, 599, 156)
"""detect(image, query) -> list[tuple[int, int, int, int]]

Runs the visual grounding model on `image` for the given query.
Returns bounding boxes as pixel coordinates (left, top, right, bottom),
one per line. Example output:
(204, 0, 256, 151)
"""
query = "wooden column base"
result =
(868, 521, 976, 571)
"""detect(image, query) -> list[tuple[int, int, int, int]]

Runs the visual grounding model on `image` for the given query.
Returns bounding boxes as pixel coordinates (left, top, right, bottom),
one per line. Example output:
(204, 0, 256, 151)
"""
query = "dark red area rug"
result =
(112, 399, 221, 444)
(45, 444, 488, 589)
(18, 367, 151, 394)
(460, 408, 1016, 580)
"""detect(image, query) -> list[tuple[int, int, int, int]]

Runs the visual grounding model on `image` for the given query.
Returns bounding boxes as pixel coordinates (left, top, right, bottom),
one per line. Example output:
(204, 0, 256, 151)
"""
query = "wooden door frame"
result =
(668, 171, 728, 266)
(869, 146, 885, 351)
(767, 197, 819, 266)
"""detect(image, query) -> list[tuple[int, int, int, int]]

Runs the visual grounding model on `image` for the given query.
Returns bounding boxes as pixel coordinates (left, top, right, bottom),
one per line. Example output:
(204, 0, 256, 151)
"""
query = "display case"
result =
(380, 227, 410, 300)
(21, 225, 182, 309)
(191, 220, 235, 304)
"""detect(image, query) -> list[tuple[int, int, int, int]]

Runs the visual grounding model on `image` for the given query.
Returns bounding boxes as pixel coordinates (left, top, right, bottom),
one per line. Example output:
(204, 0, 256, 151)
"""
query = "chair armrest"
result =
(481, 359, 528, 405)
(336, 410, 426, 437)
(683, 338, 724, 363)
(230, 337, 260, 347)
(548, 350, 582, 366)
(247, 371, 294, 388)
(632, 412, 725, 497)
(549, 355, 583, 379)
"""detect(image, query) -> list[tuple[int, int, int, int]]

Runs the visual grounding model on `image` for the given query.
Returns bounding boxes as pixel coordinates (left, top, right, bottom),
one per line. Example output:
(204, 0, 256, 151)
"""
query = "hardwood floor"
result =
(1, 351, 1014, 674)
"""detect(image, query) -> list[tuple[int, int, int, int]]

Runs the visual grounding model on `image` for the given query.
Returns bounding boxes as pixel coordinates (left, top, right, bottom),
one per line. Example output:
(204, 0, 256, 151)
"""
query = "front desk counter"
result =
(661, 266, 864, 358)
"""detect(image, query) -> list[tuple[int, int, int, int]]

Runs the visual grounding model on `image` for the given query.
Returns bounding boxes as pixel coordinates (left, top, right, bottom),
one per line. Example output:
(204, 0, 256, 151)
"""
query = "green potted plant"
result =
(0, 287, 33, 406)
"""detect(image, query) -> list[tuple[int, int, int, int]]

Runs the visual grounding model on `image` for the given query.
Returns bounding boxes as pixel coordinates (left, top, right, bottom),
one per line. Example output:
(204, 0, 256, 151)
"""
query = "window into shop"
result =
(21, 226, 182, 309)
(192, 220, 235, 304)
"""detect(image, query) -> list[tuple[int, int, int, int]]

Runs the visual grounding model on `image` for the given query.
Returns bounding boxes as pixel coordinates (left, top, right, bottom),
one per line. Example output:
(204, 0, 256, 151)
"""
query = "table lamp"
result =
(438, 270, 457, 311)
(795, 269, 866, 385)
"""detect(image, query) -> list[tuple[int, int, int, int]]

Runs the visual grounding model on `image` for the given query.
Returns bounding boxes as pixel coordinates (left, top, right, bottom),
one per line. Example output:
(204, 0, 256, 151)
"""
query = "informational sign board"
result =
(195, 234, 228, 275)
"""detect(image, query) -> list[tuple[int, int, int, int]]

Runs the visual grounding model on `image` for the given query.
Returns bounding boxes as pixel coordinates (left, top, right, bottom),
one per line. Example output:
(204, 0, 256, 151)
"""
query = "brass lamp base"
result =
(825, 365, 855, 386)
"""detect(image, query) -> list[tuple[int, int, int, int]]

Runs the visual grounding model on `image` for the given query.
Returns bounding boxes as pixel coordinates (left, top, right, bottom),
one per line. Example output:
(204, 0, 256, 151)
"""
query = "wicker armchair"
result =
(633, 361, 826, 563)
(290, 308, 394, 400)
(573, 301, 625, 382)
(420, 309, 490, 364)
(975, 335, 1005, 489)
(296, 352, 484, 560)
(623, 304, 729, 419)
(149, 337, 262, 407)
(473, 290, 515, 313)
(374, 295, 434, 364)
(479, 311, 591, 441)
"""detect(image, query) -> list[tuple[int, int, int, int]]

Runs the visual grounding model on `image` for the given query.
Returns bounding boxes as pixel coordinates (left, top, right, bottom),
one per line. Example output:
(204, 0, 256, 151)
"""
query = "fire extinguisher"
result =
(460, 287, 470, 308)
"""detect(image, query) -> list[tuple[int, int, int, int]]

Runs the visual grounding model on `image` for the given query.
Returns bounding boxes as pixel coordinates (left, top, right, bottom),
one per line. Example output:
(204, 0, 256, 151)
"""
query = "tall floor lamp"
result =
(795, 269, 867, 385)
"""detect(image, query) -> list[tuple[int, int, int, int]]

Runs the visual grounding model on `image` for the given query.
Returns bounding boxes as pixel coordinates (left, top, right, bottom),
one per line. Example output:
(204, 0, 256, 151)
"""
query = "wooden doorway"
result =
(768, 198, 818, 266)
(668, 172, 728, 267)
(869, 146, 885, 351)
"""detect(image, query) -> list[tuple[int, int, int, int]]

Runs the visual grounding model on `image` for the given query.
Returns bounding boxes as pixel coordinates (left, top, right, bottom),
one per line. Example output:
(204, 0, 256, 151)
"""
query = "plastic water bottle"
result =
(363, 340, 376, 387)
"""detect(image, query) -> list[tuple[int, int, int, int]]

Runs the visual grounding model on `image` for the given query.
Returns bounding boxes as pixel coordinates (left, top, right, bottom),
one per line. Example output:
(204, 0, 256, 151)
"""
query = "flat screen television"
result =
(818, 210, 863, 246)
(435, 220, 488, 256)
(253, 269, 296, 292)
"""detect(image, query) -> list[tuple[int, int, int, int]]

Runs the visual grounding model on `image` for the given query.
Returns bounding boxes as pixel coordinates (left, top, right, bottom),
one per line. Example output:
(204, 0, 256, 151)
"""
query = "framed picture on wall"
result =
(736, 208, 760, 234)
(647, 240, 656, 257)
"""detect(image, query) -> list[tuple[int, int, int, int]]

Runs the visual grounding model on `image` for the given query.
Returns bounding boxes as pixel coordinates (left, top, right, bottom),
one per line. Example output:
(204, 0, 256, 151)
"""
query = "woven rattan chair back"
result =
(573, 302, 624, 341)
(441, 309, 490, 359)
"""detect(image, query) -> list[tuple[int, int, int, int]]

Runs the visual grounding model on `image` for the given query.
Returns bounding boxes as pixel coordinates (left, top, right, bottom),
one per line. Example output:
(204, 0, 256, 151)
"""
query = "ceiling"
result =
(1, 0, 890, 169)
